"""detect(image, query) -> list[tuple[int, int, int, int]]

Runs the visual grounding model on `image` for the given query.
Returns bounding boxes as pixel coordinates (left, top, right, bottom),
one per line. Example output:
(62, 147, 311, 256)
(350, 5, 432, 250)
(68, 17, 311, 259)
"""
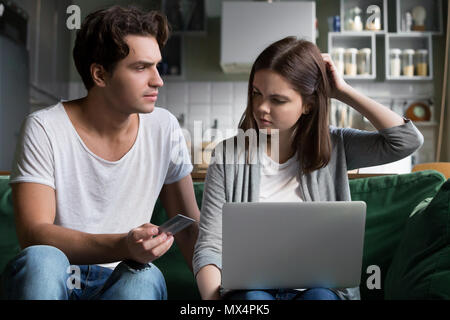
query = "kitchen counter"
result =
(190, 170, 393, 182)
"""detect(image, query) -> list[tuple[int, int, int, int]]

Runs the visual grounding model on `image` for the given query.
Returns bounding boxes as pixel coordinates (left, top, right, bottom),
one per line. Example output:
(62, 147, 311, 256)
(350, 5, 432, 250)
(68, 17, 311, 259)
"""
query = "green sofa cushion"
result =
(349, 170, 446, 300)
(0, 176, 20, 274)
(384, 179, 450, 299)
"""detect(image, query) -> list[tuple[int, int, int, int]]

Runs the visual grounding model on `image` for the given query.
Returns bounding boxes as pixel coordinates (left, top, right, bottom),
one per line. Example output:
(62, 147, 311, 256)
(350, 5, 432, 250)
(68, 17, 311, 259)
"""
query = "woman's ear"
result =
(303, 104, 311, 115)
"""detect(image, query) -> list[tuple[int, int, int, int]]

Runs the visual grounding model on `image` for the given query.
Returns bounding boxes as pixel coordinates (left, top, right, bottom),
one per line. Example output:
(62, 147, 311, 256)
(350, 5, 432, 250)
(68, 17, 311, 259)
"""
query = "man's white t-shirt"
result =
(10, 102, 193, 268)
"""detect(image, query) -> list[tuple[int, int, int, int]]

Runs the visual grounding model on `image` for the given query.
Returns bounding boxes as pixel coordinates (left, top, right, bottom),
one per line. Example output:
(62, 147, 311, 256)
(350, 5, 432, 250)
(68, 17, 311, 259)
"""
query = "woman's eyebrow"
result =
(252, 85, 290, 100)
(270, 94, 290, 100)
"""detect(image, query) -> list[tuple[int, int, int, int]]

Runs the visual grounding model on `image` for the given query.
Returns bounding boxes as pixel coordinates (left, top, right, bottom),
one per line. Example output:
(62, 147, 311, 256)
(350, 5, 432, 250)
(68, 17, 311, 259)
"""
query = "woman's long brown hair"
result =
(238, 37, 332, 174)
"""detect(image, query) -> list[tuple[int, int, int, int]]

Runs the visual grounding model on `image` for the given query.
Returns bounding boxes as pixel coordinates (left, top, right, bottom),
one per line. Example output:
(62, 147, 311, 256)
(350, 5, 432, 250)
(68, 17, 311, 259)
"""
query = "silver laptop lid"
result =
(222, 202, 366, 290)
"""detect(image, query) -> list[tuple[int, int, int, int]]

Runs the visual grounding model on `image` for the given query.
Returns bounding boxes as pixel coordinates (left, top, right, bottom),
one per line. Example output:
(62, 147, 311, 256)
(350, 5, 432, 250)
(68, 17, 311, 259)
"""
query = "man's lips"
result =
(144, 93, 158, 101)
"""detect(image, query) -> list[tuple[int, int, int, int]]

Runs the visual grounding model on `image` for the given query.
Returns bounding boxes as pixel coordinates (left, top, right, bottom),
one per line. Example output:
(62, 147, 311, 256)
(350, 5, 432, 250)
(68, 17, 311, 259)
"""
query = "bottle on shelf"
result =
(331, 47, 345, 76)
(357, 48, 371, 75)
(401, 49, 415, 76)
(344, 48, 358, 76)
(415, 49, 428, 76)
(389, 48, 402, 77)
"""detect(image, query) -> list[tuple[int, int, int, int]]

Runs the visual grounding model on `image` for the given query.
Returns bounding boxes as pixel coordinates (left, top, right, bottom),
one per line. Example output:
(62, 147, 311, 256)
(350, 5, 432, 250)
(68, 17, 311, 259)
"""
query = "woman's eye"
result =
(252, 91, 261, 96)
(272, 99, 286, 104)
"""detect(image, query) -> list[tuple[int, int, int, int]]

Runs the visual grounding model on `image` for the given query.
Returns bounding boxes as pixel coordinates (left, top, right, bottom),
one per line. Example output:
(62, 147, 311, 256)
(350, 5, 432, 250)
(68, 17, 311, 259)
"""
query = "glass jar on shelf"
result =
(357, 48, 371, 76)
(415, 49, 428, 77)
(331, 47, 345, 76)
(389, 48, 402, 77)
(344, 48, 358, 76)
(401, 49, 415, 77)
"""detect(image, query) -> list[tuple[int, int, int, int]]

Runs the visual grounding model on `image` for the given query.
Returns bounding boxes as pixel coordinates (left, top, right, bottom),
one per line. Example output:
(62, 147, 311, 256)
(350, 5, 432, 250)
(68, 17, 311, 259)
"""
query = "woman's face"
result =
(252, 69, 308, 136)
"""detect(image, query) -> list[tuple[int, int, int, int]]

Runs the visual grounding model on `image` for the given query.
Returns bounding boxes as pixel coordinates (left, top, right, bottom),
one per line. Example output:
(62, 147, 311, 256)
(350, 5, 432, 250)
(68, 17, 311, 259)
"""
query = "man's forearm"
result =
(175, 223, 199, 272)
(22, 223, 129, 265)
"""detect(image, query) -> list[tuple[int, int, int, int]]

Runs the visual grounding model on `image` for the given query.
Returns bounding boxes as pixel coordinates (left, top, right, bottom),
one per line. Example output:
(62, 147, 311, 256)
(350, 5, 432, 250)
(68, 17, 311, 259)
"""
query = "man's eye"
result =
(136, 66, 146, 71)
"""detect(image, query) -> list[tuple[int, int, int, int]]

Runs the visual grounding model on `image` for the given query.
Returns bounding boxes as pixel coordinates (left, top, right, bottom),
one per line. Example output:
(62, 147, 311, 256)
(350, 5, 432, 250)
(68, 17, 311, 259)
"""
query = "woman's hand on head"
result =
(321, 53, 350, 100)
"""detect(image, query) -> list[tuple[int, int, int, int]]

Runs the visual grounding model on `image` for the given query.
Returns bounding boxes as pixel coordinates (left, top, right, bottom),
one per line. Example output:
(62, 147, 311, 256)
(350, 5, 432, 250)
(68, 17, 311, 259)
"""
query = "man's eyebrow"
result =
(128, 59, 162, 67)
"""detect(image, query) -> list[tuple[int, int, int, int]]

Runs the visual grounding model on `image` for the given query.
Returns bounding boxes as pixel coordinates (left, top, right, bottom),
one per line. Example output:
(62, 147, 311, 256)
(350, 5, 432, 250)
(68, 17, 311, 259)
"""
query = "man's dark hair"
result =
(73, 6, 169, 90)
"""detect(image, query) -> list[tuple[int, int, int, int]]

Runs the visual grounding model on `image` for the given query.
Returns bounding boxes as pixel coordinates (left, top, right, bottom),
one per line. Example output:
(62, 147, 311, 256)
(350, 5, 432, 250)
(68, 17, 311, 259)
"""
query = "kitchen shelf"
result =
(385, 33, 433, 80)
(159, 34, 185, 80)
(334, 0, 442, 81)
(340, 0, 387, 34)
(396, 0, 443, 35)
(328, 32, 376, 80)
(161, 0, 206, 35)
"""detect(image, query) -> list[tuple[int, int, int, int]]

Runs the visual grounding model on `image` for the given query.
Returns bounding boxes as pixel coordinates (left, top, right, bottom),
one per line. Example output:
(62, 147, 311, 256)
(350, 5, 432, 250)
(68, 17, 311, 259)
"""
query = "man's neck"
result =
(67, 92, 138, 141)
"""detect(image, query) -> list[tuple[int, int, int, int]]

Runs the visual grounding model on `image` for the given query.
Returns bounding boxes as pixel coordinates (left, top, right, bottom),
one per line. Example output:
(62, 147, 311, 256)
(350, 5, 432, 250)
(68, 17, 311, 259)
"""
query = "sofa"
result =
(1, 170, 450, 300)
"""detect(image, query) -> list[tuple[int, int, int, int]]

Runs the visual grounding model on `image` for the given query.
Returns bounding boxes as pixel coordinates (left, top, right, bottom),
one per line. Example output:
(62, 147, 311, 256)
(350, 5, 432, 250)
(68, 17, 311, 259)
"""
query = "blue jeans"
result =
(226, 288, 340, 300)
(1, 245, 167, 300)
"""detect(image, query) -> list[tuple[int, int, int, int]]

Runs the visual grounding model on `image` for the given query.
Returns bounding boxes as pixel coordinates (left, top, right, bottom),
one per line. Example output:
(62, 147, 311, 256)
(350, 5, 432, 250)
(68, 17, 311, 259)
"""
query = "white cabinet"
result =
(221, 1, 315, 74)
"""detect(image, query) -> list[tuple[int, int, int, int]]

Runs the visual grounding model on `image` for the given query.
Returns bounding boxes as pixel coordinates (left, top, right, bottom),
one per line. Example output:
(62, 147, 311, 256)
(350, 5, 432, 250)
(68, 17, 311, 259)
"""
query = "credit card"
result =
(158, 214, 197, 236)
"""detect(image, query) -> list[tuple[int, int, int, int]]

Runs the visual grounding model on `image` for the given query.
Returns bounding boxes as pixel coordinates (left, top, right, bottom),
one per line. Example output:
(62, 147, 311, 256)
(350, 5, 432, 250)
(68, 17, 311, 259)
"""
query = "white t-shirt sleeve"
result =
(164, 113, 193, 185)
(10, 115, 55, 189)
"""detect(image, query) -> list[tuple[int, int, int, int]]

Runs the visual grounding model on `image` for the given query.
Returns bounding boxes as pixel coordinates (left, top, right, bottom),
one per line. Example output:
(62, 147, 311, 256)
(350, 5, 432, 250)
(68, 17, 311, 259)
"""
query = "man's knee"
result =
(2, 245, 71, 299)
(13, 245, 70, 271)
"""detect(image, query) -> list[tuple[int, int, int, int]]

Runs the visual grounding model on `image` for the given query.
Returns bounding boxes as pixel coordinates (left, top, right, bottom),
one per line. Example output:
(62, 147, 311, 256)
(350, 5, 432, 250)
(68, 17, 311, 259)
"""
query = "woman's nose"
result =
(256, 100, 271, 114)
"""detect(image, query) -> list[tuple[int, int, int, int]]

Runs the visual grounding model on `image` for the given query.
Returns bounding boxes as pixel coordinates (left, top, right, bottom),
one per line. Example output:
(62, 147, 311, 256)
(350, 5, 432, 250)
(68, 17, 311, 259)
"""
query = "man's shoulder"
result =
(26, 102, 65, 125)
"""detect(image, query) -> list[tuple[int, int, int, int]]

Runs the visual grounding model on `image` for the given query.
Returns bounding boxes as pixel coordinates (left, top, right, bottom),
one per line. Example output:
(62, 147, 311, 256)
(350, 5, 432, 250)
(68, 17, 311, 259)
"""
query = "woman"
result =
(193, 37, 423, 300)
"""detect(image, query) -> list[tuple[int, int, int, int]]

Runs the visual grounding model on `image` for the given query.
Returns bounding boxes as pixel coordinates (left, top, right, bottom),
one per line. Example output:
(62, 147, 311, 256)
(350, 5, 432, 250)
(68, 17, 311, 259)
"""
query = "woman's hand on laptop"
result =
(125, 223, 174, 264)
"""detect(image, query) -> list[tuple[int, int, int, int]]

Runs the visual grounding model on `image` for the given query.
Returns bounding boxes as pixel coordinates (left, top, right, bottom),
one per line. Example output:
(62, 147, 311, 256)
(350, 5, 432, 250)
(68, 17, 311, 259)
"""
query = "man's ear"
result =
(90, 63, 108, 88)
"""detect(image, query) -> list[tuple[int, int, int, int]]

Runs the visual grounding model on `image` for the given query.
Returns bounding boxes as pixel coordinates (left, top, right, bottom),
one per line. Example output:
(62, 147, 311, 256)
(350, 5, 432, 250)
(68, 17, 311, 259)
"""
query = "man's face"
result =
(103, 35, 163, 114)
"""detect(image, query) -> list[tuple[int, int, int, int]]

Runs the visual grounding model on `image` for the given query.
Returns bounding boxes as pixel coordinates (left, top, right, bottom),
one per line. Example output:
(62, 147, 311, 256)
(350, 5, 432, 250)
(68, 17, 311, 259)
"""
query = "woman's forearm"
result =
(336, 84, 405, 131)
(196, 264, 222, 300)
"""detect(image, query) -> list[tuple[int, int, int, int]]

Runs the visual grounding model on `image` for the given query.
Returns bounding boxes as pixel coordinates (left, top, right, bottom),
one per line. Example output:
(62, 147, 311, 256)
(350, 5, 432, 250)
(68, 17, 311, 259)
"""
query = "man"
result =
(1, 6, 199, 300)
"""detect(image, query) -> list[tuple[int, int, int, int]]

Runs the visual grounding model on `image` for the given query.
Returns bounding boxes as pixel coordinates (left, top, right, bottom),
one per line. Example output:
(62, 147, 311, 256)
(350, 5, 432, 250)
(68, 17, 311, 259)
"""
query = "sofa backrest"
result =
(0, 170, 446, 300)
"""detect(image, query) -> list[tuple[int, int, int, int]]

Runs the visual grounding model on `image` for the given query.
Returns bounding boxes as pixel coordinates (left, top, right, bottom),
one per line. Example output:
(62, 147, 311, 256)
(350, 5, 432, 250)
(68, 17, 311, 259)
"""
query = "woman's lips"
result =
(260, 118, 272, 126)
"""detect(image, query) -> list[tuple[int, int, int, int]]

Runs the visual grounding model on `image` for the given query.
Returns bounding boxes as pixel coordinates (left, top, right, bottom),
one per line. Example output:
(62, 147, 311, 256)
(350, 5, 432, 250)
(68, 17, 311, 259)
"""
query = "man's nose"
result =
(149, 68, 164, 88)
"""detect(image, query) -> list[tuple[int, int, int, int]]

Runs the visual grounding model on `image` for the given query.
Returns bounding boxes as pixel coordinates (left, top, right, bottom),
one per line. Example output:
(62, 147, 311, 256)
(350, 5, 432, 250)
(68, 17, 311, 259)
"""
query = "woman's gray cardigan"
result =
(193, 119, 423, 300)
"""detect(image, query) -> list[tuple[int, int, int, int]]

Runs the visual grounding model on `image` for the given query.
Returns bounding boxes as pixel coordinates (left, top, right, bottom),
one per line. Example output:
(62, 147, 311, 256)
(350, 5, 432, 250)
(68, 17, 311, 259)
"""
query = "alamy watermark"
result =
(66, 5, 81, 30)
(66, 265, 81, 290)
(169, 121, 281, 168)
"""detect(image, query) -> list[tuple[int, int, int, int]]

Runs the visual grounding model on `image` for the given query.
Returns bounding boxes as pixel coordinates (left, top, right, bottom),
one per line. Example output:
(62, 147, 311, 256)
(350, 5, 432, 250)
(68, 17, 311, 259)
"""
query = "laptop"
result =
(222, 201, 366, 290)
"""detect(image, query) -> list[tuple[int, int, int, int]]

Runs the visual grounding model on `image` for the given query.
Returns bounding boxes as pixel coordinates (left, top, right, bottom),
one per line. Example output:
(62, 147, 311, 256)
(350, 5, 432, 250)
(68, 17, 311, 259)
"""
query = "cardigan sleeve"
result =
(331, 118, 424, 171)
(192, 143, 226, 277)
